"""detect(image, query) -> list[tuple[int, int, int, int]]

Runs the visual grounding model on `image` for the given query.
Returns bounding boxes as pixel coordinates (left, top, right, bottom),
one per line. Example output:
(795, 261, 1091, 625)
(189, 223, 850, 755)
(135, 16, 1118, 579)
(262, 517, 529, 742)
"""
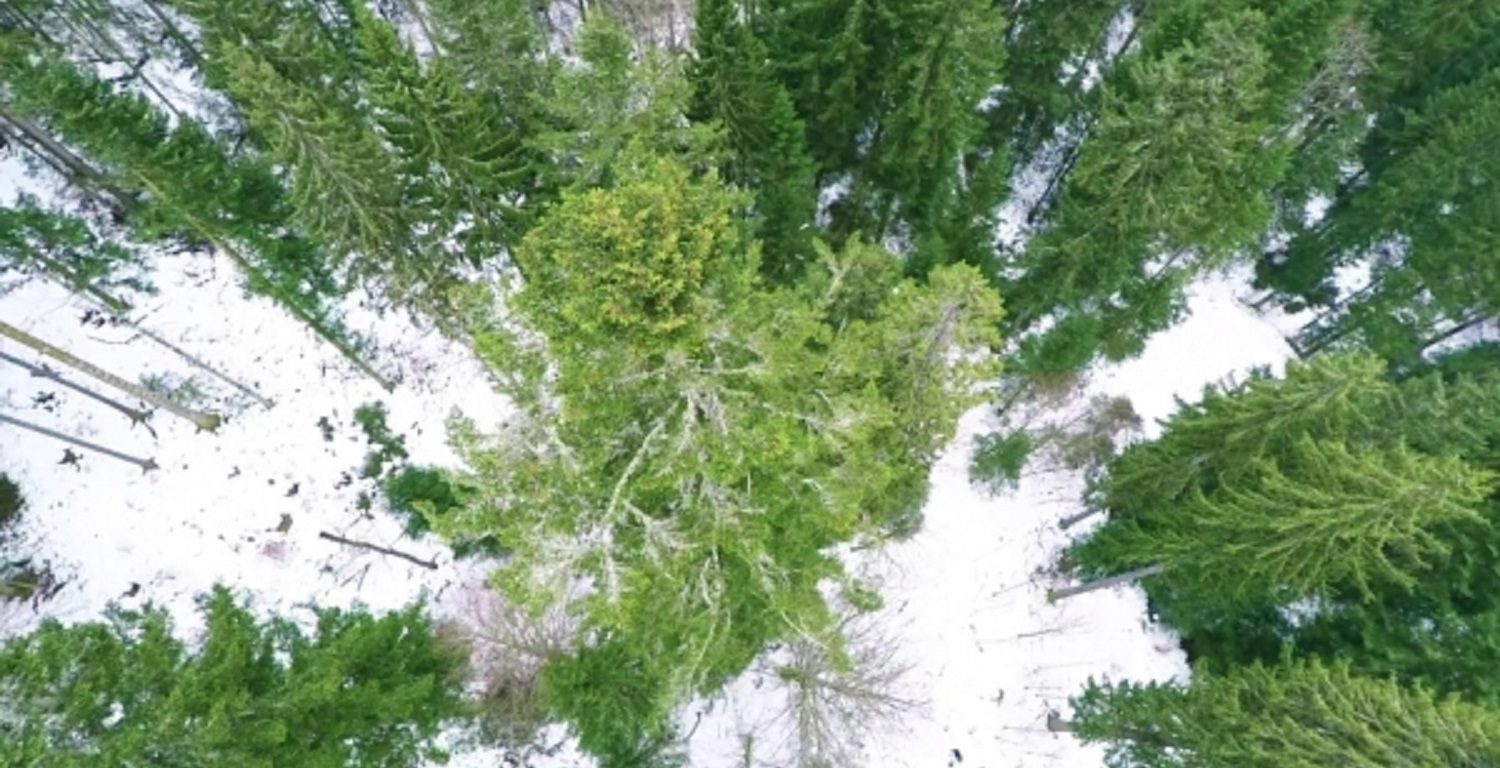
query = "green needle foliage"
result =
(1074, 353, 1500, 708)
(0, 587, 463, 767)
(436, 147, 1001, 763)
(1253, 0, 1500, 365)
(1074, 437, 1493, 611)
(0, 29, 379, 381)
(1072, 659, 1500, 768)
(691, 0, 819, 282)
(0, 195, 153, 307)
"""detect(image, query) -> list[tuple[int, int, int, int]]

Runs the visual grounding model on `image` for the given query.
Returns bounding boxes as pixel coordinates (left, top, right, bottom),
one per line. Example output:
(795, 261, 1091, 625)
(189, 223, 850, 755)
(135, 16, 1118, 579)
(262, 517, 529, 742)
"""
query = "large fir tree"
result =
(1071, 660, 1500, 767)
(0, 588, 462, 766)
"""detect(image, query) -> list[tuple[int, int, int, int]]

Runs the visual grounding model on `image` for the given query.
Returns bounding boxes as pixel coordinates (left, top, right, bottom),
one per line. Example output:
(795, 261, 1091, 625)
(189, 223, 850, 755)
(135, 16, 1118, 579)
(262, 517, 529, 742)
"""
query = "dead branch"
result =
(317, 530, 439, 570)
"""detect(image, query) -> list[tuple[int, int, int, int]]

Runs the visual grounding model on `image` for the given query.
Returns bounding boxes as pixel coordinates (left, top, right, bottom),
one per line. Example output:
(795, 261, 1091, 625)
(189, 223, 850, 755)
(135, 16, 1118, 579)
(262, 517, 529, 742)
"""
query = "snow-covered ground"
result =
(1, 152, 512, 639)
(4, 141, 1295, 766)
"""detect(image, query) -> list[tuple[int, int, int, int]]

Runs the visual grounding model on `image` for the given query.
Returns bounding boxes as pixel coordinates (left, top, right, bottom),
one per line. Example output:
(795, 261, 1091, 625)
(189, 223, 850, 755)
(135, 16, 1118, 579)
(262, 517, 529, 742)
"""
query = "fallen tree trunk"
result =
(1049, 563, 1165, 602)
(126, 323, 275, 409)
(0, 412, 158, 472)
(0, 319, 223, 431)
(10, 243, 275, 408)
(0, 348, 154, 432)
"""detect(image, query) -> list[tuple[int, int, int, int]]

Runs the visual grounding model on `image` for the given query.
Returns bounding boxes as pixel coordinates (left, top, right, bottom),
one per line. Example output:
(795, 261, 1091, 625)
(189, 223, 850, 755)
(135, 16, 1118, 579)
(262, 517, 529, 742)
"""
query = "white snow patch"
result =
(1, 230, 511, 642)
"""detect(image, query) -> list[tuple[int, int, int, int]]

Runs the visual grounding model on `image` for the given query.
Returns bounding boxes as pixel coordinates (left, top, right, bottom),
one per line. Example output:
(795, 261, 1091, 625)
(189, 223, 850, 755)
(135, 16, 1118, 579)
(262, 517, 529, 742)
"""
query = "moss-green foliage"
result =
(970, 430, 1034, 494)
(0, 586, 463, 765)
(380, 466, 485, 555)
(354, 401, 408, 480)
(0, 473, 23, 531)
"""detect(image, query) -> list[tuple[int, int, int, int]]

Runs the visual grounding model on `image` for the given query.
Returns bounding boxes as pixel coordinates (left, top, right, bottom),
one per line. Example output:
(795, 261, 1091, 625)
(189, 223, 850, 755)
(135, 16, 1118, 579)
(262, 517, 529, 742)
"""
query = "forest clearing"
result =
(2, 1, 1498, 766)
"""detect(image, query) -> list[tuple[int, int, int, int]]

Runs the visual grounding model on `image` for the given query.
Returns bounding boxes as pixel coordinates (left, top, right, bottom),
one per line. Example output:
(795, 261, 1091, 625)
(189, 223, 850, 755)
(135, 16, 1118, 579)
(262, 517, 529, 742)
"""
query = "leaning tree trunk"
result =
(1419, 312, 1493, 354)
(0, 105, 139, 211)
(47, 0, 187, 121)
(0, 348, 154, 431)
(137, 0, 203, 66)
(0, 320, 223, 431)
(127, 172, 397, 392)
(127, 323, 275, 408)
(14, 242, 133, 314)
(0, 412, 158, 471)
(1046, 711, 1075, 733)
(12, 242, 276, 408)
(1049, 563, 1165, 602)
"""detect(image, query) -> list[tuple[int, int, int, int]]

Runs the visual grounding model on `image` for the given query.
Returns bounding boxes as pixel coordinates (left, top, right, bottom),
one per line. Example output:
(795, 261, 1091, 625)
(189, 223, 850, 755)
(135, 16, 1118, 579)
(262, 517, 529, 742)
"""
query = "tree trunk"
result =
(127, 171, 396, 392)
(0, 348, 155, 431)
(1248, 291, 1281, 311)
(1049, 563, 1165, 602)
(138, 0, 203, 66)
(215, 239, 395, 393)
(1058, 507, 1102, 530)
(13, 244, 277, 408)
(47, 0, 187, 121)
(1295, 316, 1357, 357)
(1046, 711, 1074, 733)
(13, 240, 133, 314)
(1026, 140, 1084, 226)
(0, 0, 60, 47)
(0, 106, 139, 211)
(0, 412, 158, 471)
(0, 319, 224, 431)
(995, 379, 1031, 417)
(126, 323, 275, 409)
(1419, 313, 1492, 354)
(318, 531, 438, 570)
(395, 0, 445, 56)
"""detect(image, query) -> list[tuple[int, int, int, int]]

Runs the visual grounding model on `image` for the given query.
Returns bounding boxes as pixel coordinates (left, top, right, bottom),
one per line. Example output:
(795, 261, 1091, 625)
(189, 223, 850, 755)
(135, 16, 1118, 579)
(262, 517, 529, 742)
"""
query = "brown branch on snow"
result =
(317, 530, 439, 570)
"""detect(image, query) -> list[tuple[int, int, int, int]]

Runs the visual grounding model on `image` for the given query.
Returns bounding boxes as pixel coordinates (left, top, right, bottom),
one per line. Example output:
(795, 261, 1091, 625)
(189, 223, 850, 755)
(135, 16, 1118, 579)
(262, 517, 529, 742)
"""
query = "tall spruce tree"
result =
(1070, 353, 1500, 703)
(0, 28, 390, 388)
(691, 0, 818, 281)
(1063, 437, 1493, 610)
(1252, 1, 1500, 366)
(994, 0, 1364, 388)
(757, 0, 1007, 267)
(1070, 660, 1500, 767)
(0, 587, 462, 766)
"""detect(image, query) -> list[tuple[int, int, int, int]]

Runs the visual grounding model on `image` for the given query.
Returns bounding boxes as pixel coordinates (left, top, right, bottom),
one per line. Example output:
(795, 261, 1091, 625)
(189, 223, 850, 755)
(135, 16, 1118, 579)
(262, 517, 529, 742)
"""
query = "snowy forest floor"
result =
(2, 157, 1296, 768)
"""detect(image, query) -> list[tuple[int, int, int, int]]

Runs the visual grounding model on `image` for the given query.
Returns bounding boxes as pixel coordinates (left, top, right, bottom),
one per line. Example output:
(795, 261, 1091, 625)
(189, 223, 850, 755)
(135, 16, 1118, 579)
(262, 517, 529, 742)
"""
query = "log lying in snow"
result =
(0, 320, 223, 432)
(0, 348, 155, 433)
(318, 531, 438, 570)
(1048, 564, 1166, 602)
(0, 412, 159, 472)
(126, 322, 275, 409)
(8, 217, 275, 409)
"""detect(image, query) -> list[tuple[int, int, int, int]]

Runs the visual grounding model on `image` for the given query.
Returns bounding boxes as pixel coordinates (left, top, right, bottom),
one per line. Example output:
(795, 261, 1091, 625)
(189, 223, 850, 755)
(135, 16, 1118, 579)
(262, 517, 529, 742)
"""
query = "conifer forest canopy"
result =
(0, 0, 1497, 766)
